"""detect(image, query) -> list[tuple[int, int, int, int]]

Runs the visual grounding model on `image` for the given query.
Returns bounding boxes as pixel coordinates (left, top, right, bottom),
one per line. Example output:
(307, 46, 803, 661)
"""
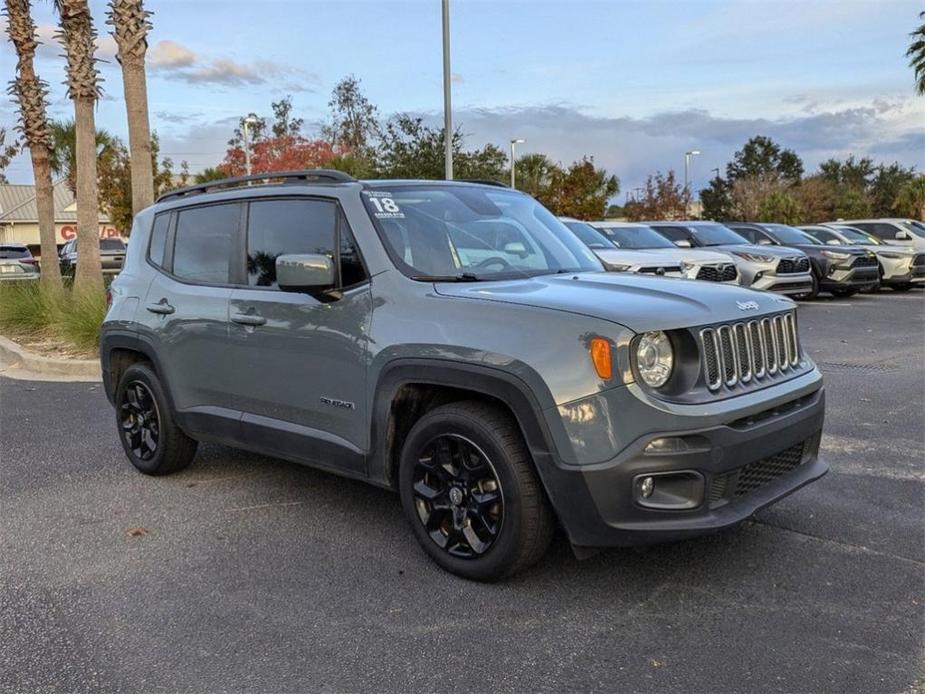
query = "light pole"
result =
(510, 138, 525, 188)
(684, 149, 701, 216)
(243, 115, 259, 177)
(442, 0, 453, 180)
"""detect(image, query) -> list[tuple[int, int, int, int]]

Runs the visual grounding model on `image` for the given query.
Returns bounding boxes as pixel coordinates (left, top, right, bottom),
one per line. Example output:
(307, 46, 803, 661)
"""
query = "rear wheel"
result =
(398, 401, 554, 581)
(115, 363, 197, 475)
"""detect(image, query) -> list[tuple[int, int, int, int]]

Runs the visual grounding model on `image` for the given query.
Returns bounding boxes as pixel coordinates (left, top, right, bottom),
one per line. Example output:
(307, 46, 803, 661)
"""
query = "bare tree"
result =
(4, 0, 63, 289)
(107, 0, 153, 214)
(55, 0, 103, 292)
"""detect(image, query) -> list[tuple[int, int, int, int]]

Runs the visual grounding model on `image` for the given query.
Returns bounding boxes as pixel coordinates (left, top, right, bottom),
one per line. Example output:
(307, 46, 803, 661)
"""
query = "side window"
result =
(873, 223, 900, 239)
(813, 229, 837, 244)
(172, 203, 238, 284)
(339, 216, 368, 288)
(246, 199, 337, 288)
(733, 227, 759, 243)
(655, 226, 688, 243)
(148, 213, 169, 267)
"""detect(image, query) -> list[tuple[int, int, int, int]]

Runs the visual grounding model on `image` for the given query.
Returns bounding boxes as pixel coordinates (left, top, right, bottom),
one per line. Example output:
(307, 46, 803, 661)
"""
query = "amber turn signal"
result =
(589, 337, 613, 380)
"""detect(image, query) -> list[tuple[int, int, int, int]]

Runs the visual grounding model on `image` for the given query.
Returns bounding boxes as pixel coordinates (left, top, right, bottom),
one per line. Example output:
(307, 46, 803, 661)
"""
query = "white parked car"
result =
(560, 219, 739, 283)
(801, 223, 923, 291)
(835, 218, 925, 252)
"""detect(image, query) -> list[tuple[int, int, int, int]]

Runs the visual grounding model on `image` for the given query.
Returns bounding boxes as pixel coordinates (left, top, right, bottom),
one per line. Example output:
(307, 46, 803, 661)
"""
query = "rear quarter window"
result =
(148, 214, 170, 268)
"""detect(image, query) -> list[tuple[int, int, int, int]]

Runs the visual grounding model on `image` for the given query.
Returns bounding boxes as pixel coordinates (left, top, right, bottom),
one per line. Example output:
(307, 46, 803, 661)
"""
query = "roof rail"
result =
(457, 178, 509, 188)
(156, 169, 357, 203)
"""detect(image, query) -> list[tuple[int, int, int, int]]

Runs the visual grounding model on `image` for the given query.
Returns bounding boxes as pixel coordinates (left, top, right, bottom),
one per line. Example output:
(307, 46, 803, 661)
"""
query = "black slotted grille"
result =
(851, 255, 878, 268)
(777, 257, 810, 273)
(697, 264, 738, 282)
(709, 442, 805, 506)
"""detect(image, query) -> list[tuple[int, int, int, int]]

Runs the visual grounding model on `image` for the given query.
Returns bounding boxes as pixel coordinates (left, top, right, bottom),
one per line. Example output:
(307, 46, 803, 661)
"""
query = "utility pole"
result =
(442, 0, 453, 180)
(510, 138, 525, 188)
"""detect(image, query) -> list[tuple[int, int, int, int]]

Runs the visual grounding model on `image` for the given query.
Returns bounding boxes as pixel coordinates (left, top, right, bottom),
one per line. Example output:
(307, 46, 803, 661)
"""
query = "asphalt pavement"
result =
(1, 290, 923, 693)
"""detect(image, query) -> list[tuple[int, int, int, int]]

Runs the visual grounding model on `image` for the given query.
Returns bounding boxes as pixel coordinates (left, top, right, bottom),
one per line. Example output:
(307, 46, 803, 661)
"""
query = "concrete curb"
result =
(0, 334, 101, 380)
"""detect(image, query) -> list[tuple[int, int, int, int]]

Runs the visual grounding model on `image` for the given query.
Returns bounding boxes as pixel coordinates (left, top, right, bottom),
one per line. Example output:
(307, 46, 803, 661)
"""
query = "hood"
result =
(433, 272, 794, 332)
(707, 244, 808, 260)
(793, 244, 873, 258)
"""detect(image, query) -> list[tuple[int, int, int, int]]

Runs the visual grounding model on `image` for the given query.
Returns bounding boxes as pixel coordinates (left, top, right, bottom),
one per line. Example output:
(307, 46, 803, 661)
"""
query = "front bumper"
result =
(538, 370, 826, 548)
(751, 271, 813, 295)
(820, 264, 879, 290)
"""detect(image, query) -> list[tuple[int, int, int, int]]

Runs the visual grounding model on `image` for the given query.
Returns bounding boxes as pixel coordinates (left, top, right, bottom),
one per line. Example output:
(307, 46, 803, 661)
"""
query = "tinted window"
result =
(173, 203, 238, 284)
(564, 221, 613, 249)
(689, 223, 750, 246)
(246, 199, 336, 288)
(731, 226, 763, 244)
(0, 246, 30, 259)
(595, 224, 675, 249)
(653, 226, 691, 243)
(855, 222, 901, 240)
(808, 228, 841, 244)
(761, 223, 819, 245)
(339, 220, 367, 287)
(148, 214, 169, 267)
(100, 238, 125, 251)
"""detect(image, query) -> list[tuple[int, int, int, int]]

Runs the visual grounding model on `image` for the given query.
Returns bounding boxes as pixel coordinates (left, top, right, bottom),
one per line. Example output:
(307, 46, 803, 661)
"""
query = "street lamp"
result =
(243, 115, 259, 177)
(510, 138, 525, 188)
(442, 0, 453, 180)
(684, 149, 701, 217)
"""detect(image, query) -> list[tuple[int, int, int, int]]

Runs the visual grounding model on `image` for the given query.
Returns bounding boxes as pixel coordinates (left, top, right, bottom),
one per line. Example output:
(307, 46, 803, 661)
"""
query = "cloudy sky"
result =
(2, 0, 923, 195)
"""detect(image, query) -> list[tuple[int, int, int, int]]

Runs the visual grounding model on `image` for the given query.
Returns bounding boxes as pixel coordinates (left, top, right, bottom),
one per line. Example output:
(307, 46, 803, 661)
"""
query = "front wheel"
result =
(398, 401, 555, 581)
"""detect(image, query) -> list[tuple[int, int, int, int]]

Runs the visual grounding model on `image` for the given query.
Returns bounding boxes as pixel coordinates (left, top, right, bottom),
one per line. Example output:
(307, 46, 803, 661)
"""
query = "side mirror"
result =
(757, 238, 773, 245)
(826, 239, 841, 246)
(674, 239, 692, 248)
(895, 230, 911, 240)
(276, 253, 335, 293)
(503, 241, 528, 258)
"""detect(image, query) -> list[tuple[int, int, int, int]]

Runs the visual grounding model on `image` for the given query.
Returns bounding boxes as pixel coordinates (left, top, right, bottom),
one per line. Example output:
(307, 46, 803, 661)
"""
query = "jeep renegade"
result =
(101, 170, 827, 581)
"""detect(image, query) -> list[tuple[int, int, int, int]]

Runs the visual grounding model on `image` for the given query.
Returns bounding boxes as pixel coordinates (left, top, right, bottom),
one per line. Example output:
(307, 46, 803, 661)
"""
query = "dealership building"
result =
(0, 181, 120, 260)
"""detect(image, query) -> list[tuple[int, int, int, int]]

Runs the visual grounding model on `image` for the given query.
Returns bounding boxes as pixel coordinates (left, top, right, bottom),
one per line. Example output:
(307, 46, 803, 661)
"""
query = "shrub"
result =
(0, 281, 104, 354)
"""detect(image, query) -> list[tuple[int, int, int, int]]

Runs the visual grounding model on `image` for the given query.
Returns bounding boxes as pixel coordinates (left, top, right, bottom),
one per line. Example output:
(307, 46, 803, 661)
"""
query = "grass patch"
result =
(0, 281, 105, 355)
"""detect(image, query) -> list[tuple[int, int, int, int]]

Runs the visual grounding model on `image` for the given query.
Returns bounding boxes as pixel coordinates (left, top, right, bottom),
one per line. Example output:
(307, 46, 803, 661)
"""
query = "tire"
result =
(398, 401, 555, 582)
(115, 362, 197, 475)
(798, 271, 820, 300)
(890, 283, 912, 292)
(831, 288, 858, 297)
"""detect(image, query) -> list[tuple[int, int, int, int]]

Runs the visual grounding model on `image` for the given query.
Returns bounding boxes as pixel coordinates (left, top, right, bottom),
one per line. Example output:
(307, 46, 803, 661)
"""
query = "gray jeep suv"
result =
(101, 170, 827, 581)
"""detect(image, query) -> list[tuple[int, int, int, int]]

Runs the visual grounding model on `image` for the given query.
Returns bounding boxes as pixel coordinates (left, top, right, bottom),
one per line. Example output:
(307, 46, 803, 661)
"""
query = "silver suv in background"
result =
(801, 224, 922, 291)
(0, 243, 40, 282)
(836, 219, 925, 252)
(649, 221, 813, 297)
(560, 218, 738, 282)
(100, 171, 827, 581)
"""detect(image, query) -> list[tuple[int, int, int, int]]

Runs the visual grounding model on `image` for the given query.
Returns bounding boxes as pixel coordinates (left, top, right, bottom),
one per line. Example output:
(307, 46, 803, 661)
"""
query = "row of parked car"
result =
(0, 237, 127, 282)
(560, 217, 925, 299)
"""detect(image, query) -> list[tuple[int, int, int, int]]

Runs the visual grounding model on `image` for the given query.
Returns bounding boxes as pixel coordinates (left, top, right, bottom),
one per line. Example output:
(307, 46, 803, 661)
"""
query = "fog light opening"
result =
(633, 471, 705, 510)
(639, 476, 654, 499)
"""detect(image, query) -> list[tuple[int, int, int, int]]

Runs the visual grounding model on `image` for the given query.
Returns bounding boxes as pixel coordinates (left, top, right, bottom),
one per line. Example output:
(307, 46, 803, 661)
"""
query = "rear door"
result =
(225, 196, 372, 473)
(138, 203, 239, 435)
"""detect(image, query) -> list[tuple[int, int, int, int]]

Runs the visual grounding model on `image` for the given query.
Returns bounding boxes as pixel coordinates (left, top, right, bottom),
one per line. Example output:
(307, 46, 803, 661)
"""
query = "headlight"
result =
(731, 251, 776, 263)
(821, 250, 851, 260)
(605, 263, 632, 272)
(635, 331, 674, 388)
(878, 251, 908, 259)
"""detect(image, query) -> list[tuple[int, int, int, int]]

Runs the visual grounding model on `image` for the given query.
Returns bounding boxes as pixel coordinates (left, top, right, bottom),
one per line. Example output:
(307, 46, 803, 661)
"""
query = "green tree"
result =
(726, 135, 803, 183)
(699, 175, 733, 220)
(833, 188, 872, 219)
(545, 158, 618, 220)
(794, 175, 837, 223)
(192, 167, 228, 184)
(892, 176, 925, 219)
(510, 153, 559, 200)
(870, 162, 916, 217)
(908, 11, 925, 94)
(322, 75, 380, 158)
(818, 155, 875, 190)
(757, 190, 801, 224)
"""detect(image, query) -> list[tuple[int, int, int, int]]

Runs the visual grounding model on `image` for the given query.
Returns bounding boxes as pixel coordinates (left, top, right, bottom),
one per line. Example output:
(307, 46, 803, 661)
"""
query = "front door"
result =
(226, 197, 371, 474)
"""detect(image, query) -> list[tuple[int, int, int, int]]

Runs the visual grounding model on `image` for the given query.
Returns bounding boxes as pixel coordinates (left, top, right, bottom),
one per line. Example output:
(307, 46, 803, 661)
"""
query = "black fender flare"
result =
(367, 358, 565, 488)
(99, 329, 176, 412)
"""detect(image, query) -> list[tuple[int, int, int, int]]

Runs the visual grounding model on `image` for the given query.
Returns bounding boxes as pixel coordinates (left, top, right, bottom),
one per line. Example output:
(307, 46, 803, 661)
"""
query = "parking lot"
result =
(1, 290, 923, 693)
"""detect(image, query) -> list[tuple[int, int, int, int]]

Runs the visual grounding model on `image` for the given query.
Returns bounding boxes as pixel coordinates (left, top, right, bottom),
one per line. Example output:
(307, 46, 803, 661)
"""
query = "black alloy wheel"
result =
(120, 380, 160, 461)
(411, 434, 504, 558)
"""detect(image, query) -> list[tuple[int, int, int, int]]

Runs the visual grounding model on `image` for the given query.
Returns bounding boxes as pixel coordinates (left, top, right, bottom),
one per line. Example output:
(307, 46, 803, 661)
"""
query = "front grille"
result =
(776, 257, 810, 274)
(639, 266, 681, 275)
(851, 255, 878, 268)
(700, 312, 800, 392)
(697, 264, 738, 282)
(709, 442, 805, 507)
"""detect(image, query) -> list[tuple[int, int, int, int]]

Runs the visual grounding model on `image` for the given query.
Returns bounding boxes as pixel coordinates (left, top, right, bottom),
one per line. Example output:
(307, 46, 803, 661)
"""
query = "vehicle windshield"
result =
(689, 223, 750, 246)
(100, 238, 125, 250)
(899, 221, 925, 237)
(563, 221, 614, 250)
(595, 224, 676, 249)
(761, 223, 821, 245)
(362, 185, 602, 280)
(833, 227, 878, 245)
(0, 245, 30, 259)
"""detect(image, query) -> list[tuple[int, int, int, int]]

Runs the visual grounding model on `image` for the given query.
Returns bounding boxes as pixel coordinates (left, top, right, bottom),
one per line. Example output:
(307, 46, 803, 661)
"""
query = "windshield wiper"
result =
(411, 272, 482, 282)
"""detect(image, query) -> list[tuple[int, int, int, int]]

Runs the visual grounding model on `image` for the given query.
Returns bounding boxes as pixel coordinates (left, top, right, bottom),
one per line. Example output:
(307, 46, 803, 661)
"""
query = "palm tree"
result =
(48, 118, 118, 195)
(4, 0, 63, 289)
(106, 0, 153, 214)
(55, 0, 103, 292)
(909, 11, 925, 95)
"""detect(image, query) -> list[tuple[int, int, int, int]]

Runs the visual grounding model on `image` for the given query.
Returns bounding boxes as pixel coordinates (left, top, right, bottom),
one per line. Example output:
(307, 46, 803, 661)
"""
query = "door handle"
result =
(146, 300, 175, 315)
(231, 312, 266, 327)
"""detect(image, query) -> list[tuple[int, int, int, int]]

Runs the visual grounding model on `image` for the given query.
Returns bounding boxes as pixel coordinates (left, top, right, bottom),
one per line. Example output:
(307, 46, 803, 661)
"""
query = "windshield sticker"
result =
(364, 191, 405, 219)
